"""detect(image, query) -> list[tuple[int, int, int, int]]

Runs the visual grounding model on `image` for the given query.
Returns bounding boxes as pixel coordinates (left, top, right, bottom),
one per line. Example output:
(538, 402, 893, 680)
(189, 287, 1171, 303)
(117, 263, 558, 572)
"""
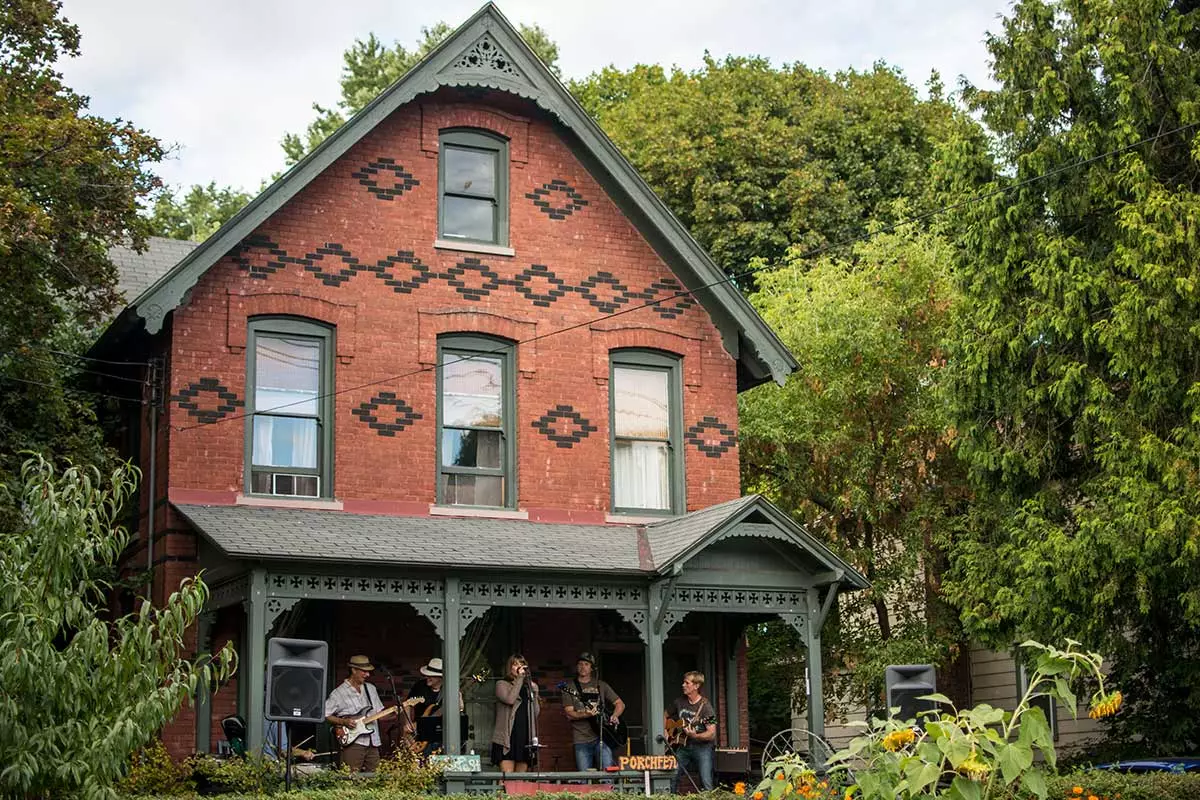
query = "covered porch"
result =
(181, 495, 868, 762)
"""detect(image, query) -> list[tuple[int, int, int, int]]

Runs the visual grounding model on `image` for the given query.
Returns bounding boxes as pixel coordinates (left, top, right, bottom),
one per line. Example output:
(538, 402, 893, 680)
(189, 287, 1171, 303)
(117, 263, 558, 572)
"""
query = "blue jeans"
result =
(574, 740, 614, 770)
(672, 743, 713, 791)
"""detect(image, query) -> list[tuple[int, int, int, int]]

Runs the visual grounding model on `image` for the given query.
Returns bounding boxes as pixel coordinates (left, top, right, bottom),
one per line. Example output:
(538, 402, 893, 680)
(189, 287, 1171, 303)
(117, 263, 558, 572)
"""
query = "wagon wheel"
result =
(760, 727, 835, 775)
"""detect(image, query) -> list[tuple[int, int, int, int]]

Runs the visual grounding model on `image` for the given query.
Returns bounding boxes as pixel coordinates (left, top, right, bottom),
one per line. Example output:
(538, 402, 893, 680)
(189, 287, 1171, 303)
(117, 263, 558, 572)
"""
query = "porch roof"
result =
(176, 494, 869, 588)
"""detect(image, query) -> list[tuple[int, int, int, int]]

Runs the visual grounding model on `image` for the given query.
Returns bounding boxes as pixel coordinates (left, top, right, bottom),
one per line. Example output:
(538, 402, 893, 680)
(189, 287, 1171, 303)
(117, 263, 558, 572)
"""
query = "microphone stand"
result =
(659, 730, 701, 793)
(522, 668, 541, 770)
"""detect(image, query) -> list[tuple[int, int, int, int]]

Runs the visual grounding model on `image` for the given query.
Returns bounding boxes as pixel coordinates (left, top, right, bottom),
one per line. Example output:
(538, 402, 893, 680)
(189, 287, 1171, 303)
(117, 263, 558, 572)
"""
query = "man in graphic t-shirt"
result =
(665, 670, 717, 791)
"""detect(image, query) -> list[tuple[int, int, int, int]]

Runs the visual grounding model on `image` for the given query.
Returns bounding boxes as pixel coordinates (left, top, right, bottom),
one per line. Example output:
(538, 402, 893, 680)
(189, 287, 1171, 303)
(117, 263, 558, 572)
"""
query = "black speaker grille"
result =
(269, 664, 323, 720)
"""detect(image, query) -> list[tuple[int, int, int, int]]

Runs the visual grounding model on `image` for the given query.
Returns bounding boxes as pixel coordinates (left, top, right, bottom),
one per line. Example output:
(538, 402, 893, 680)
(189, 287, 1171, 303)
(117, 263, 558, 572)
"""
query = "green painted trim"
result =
(436, 334, 517, 509)
(443, 576, 463, 755)
(646, 579, 668, 755)
(245, 568, 268, 754)
(608, 349, 685, 516)
(438, 129, 509, 246)
(804, 588, 825, 741)
(121, 4, 795, 388)
(724, 619, 741, 747)
(244, 317, 335, 499)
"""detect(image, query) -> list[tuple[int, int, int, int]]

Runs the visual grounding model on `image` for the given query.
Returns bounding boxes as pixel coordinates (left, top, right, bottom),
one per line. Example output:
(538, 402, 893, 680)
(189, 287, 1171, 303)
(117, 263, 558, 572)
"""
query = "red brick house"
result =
(98, 3, 867, 768)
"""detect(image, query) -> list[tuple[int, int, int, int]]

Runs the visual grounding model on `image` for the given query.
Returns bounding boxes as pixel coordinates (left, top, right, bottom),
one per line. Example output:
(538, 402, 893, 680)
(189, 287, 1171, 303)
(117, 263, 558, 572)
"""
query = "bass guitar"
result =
(665, 714, 716, 747)
(558, 681, 629, 748)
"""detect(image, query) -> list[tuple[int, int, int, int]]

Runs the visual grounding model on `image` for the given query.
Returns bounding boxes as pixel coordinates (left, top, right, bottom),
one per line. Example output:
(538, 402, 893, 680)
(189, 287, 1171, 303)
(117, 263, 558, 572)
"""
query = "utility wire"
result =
(0, 372, 146, 406)
(14, 355, 149, 386)
(21, 345, 152, 368)
(172, 119, 1200, 434)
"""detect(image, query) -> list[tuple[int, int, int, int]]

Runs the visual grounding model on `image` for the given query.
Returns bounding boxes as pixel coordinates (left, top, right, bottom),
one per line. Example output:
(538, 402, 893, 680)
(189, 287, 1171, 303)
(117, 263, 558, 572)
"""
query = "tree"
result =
(148, 182, 253, 242)
(282, 22, 561, 164)
(740, 229, 970, 712)
(0, 456, 236, 798)
(939, 0, 1200, 751)
(0, 0, 163, 477)
(572, 58, 963, 281)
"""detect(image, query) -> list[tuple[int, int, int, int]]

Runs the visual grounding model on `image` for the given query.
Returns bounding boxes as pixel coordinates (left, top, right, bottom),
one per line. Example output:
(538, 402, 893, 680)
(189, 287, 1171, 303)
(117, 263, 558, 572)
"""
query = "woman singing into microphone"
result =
(492, 654, 540, 772)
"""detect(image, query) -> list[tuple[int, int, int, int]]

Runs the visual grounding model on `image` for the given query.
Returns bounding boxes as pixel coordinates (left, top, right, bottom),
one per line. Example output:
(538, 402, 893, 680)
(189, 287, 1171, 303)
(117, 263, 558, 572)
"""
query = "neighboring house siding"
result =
(161, 96, 741, 517)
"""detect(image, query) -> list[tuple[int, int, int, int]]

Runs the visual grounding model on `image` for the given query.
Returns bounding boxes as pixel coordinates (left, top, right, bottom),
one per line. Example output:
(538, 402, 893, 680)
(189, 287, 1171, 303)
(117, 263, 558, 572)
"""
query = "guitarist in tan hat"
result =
(325, 655, 393, 772)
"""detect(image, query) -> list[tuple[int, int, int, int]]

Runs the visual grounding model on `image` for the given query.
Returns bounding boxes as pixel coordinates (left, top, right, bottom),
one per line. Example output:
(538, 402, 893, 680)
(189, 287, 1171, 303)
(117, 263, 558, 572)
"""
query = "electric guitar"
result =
(665, 714, 716, 747)
(558, 681, 629, 748)
(336, 697, 422, 747)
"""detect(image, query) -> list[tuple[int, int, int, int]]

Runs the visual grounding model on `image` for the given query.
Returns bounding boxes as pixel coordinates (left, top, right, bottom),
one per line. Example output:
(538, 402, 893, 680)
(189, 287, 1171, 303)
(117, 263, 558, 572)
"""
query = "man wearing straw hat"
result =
(324, 654, 385, 772)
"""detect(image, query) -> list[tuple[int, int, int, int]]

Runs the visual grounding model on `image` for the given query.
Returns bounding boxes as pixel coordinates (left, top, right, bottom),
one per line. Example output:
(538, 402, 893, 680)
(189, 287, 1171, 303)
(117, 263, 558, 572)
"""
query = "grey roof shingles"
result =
(109, 237, 198, 304)
(176, 504, 651, 573)
(643, 494, 760, 568)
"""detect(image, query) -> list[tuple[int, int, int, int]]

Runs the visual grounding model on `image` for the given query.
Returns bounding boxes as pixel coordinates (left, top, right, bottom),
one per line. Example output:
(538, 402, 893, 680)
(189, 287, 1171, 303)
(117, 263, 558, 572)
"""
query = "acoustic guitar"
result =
(665, 714, 716, 747)
(558, 681, 629, 748)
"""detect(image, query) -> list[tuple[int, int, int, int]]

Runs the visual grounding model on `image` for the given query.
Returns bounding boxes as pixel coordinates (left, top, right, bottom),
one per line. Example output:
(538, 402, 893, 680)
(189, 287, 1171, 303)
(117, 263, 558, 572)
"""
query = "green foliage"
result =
(0, 456, 237, 798)
(572, 58, 968, 280)
(120, 742, 188, 797)
(1047, 770, 1200, 800)
(147, 182, 253, 242)
(811, 641, 1115, 800)
(282, 22, 561, 164)
(746, 620, 803, 743)
(938, 0, 1200, 752)
(740, 229, 969, 712)
(184, 754, 285, 795)
(0, 0, 164, 478)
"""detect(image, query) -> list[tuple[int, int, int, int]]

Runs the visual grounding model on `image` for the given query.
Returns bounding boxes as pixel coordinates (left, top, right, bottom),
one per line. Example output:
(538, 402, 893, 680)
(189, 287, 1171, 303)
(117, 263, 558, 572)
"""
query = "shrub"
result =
(1047, 770, 1200, 800)
(119, 741, 188, 796)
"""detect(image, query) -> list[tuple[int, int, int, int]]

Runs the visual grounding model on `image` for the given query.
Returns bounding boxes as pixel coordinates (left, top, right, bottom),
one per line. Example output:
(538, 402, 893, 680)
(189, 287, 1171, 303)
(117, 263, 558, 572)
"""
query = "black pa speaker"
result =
(884, 664, 937, 723)
(266, 637, 328, 723)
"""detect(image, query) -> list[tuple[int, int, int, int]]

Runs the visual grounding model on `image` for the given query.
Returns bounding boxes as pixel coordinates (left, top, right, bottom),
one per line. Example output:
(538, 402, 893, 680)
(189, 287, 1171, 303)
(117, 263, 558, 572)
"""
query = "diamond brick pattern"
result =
(511, 264, 569, 307)
(230, 236, 700, 318)
(685, 416, 737, 458)
(171, 377, 244, 424)
(351, 392, 424, 436)
(525, 179, 589, 220)
(531, 405, 598, 448)
(351, 157, 420, 201)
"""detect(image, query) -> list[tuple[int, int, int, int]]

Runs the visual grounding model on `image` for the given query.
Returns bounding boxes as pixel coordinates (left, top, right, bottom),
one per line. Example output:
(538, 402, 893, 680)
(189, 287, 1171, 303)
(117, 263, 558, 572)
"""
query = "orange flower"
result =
(1072, 789, 1083, 796)
(776, 772, 785, 780)
(753, 792, 764, 800)
(734, 782, 747, 796)
(1088, 796, 1099, 800)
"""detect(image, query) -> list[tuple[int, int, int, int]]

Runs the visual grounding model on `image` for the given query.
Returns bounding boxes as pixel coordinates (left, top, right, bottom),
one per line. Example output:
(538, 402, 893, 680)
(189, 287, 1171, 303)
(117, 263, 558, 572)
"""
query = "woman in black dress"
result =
(491, 654, 540, 772)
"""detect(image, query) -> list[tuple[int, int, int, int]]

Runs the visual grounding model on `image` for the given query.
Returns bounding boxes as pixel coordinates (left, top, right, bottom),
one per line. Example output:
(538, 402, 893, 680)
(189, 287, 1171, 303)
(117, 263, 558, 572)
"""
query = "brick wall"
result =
(160, 91, 742, 514)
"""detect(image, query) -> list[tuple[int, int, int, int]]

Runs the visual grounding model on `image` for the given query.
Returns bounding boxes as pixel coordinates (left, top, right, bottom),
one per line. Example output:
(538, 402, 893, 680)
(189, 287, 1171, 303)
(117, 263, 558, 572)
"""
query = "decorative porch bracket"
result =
(616, 609, 648, 643)
(265, 597, 300, 632)
(412, 602, 445, 639)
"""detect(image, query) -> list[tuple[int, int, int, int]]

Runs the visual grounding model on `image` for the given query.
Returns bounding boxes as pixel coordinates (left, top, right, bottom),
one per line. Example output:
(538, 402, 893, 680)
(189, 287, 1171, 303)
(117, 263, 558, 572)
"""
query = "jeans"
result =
(672, 743, 714, 791)
(574, 740, 615, 770)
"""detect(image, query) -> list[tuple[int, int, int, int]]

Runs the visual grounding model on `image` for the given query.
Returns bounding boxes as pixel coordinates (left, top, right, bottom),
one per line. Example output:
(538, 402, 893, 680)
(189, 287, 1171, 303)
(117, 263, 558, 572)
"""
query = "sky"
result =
(58, 0, 1013, 195)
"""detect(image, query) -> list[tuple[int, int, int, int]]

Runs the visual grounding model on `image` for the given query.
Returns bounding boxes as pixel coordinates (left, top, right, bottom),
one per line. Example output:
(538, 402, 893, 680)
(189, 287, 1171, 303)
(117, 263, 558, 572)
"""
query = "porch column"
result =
(804, 588, 825, 741)
(724, 620, 741, 747)
(194, 611, 215, 753)
(646, 579, 668, 755)
(245, 568, 268, 754)
(442, 576, 462, 755)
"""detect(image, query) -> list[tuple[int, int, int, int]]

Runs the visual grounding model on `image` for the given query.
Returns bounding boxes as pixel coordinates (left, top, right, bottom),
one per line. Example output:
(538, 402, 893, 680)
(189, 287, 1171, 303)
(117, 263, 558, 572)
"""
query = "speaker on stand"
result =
(266, 638, 328, 790)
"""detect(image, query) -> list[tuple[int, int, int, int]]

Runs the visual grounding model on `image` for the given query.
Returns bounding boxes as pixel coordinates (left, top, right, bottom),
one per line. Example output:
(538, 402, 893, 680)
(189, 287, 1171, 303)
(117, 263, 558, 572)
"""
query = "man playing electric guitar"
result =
(563, 652, 625, 770)
(665, 670, 717, 791)
(325, 655, 389, 772)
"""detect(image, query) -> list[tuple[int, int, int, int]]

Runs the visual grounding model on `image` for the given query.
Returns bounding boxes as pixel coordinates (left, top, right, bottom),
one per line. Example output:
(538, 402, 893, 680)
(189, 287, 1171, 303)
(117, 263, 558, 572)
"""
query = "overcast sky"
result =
(58, 0, 1012, 194)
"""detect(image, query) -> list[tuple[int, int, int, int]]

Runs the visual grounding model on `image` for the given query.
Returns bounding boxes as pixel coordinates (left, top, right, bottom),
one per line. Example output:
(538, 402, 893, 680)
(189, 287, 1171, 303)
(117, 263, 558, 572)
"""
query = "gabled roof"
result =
(109, 237, 198, 304)
(175, 494, 868, 591)
(646, 494, 870, 589)
(117, 3, 796, 389)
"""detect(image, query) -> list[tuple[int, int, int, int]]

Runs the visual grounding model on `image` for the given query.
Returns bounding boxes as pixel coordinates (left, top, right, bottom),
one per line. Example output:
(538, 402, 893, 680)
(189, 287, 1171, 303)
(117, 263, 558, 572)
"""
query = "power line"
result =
(20, 344, 153, 368)
(172, 119, 1199, 434)
(14, 354, 149, 386)
(0, 372, 146, 406)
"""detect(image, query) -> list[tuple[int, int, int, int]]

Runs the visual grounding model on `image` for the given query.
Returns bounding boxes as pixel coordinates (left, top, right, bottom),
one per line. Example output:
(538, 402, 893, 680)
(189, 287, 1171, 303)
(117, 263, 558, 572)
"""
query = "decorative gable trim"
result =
(119, 2, 796, 389)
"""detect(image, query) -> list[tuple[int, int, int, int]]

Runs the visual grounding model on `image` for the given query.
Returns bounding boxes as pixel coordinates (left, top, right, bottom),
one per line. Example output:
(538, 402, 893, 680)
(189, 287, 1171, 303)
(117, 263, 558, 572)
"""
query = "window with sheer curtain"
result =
(438, 334, 515, 507)
(247, 319, 332, 498)
(611, 351, 682, 514)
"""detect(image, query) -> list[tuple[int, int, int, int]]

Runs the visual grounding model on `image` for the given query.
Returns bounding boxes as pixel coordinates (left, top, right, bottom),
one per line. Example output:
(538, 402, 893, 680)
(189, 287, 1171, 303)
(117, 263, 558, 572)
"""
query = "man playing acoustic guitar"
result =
(665, 670, 717, 791)
(325, 655, 393, 772)
(563, 652, 625, 770)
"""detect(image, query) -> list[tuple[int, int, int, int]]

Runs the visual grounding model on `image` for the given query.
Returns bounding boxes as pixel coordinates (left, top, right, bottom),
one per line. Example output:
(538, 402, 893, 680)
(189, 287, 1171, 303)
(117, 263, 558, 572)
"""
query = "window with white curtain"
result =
(437, 334, 515, 508)
(247, 319, 333, 498)
(611, 350, 682, 514)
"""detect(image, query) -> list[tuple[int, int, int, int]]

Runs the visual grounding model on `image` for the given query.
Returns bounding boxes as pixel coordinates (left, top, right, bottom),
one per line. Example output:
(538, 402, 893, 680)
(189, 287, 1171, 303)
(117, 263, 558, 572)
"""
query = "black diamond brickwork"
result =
(511, 264, 569, 307)
(171, 378, 244, 425)
(685, 416, 736, 458)
(531, 405, 599, 448)
(351, 392, 424, 437)
(230, 236, 698, 319)
(525, 179, 589, 220)
(351, 157, 420, 201)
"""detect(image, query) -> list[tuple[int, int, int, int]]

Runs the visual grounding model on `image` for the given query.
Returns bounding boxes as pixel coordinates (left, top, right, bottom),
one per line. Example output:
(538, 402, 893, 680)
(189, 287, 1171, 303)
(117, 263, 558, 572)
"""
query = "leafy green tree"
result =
(741, 229, 970, 712)
(0, 0, 163, 477)
(572, 58, 964, 281)
(148, 182, 253, 241)
(282, 22, 561, 164)
(0, 456, 236, 798)
(939, 0, 1200, 751)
